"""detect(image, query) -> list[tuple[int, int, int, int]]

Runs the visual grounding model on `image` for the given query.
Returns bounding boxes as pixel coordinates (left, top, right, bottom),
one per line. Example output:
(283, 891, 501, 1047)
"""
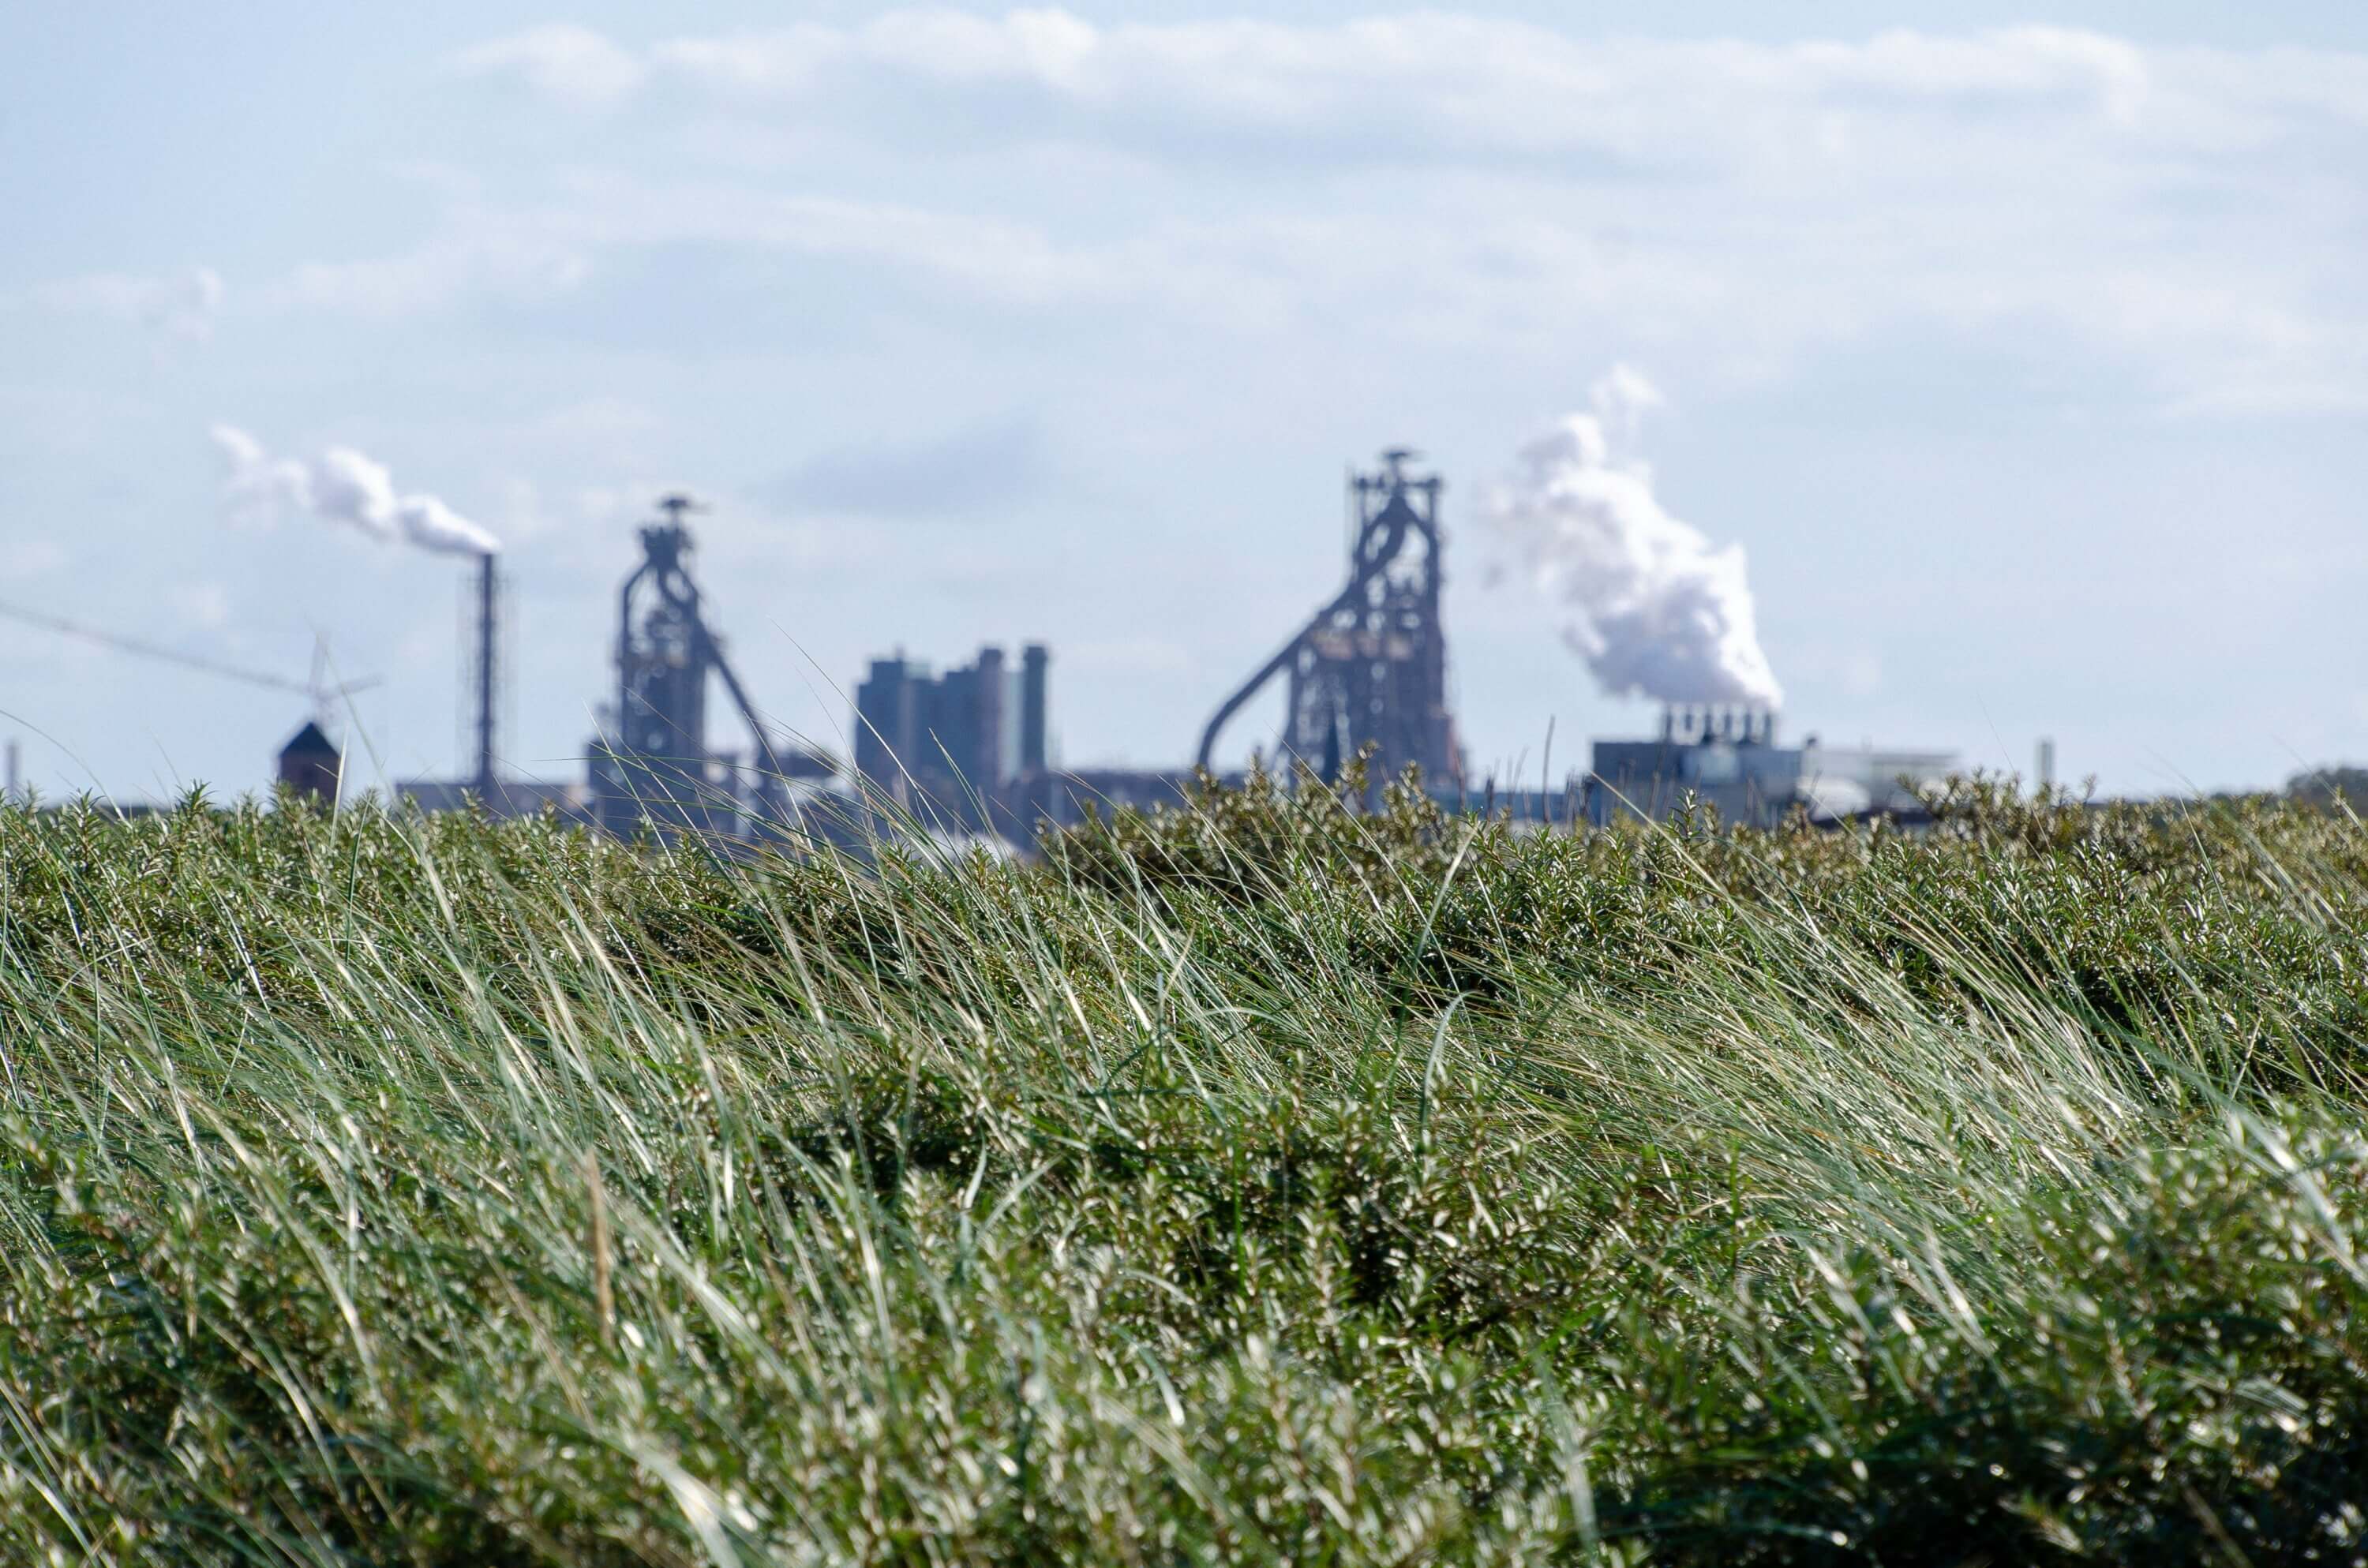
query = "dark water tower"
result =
(277, 721, 340, 806)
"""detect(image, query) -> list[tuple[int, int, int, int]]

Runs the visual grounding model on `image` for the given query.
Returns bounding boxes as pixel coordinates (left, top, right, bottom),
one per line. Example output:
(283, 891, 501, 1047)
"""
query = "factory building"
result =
(852, 645, 1208, 840)
(325, 462, 1969, 853)
(1583, 706, 1958, 828)
(855, 642, 1049, 833)
(1792, 741, 1965, 821)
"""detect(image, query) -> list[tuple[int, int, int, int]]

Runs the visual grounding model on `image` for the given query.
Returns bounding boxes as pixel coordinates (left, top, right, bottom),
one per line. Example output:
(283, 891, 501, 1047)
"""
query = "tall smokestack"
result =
(474, 552, 500, 796)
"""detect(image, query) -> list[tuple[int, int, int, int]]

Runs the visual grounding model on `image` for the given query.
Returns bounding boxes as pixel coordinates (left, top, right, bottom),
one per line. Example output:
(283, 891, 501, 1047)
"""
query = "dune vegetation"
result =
(3, 770, 2366, 1565)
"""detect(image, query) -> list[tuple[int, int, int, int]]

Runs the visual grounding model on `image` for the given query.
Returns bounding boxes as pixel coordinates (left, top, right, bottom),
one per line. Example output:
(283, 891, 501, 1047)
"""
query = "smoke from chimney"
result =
(211, 425, 500, 556)
(1485, 367, 1782, 710)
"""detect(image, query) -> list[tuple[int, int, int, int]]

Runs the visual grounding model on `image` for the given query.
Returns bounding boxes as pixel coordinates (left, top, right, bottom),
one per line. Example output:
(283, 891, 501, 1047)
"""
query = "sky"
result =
(2, 2, 2363, 803)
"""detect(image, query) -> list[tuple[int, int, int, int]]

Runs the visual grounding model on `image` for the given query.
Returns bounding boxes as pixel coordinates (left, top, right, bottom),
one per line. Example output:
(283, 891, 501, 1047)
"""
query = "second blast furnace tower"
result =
(1198, 448, 1463, 793)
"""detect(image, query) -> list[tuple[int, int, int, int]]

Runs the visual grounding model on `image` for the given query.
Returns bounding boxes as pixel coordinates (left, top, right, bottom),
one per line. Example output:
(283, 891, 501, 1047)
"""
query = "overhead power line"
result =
(0, 597, 381, 704)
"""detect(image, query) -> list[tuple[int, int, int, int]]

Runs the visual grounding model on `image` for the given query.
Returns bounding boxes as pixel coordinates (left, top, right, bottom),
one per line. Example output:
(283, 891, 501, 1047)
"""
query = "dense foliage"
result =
(3, 775, 2366, 1565)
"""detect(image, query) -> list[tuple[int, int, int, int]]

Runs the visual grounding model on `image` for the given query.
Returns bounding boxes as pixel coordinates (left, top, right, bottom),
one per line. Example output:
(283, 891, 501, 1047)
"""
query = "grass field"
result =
(4, 771, 2366, 1565)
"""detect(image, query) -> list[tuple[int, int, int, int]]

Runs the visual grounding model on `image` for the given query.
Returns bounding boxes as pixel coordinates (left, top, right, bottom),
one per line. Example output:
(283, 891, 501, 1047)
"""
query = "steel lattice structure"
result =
(594, 496, 785, 840)
(1198, 449, 1463, 795)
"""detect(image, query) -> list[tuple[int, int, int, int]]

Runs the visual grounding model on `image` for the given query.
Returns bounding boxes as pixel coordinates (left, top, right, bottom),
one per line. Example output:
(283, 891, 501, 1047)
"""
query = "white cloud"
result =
(1783, 27, 2149, 118)
(452, 24, 647, 110)
(24, 265, 225, 339)
(277, 235, 589, 316)
(264, 178, 1114, 318)
(335, 15, 2368, 415)
(655, 11, 1100, 95)
(557, 15, 2186, 157)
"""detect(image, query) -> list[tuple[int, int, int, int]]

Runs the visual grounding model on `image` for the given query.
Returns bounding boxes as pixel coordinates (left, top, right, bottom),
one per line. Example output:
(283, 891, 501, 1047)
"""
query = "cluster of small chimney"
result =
(1658, 704, 1776, 747)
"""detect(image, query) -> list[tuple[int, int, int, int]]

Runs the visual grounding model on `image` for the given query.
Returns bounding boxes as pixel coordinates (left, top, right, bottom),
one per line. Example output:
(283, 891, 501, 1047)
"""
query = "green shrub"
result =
(2, 779, 2365, 1563)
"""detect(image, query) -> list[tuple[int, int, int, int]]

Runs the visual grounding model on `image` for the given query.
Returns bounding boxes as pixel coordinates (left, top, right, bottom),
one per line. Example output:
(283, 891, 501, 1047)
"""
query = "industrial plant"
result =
(1198, 448, 1463, 800)
(374, 447, 1509, 848)
(19, 443, 1957, 841)
(1582, 706, 1958, 829)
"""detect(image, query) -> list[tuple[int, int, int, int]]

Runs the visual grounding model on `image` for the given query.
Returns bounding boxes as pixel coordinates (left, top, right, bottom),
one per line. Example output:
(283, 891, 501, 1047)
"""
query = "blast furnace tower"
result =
(590, 496, 790, 841)
(1197, 448, 1463, 794)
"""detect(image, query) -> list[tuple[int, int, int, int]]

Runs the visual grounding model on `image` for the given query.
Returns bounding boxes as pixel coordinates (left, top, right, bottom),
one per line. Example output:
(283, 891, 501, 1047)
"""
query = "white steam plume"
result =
(1486, 369, 1782, 709)
(209, 425, 500, 556)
